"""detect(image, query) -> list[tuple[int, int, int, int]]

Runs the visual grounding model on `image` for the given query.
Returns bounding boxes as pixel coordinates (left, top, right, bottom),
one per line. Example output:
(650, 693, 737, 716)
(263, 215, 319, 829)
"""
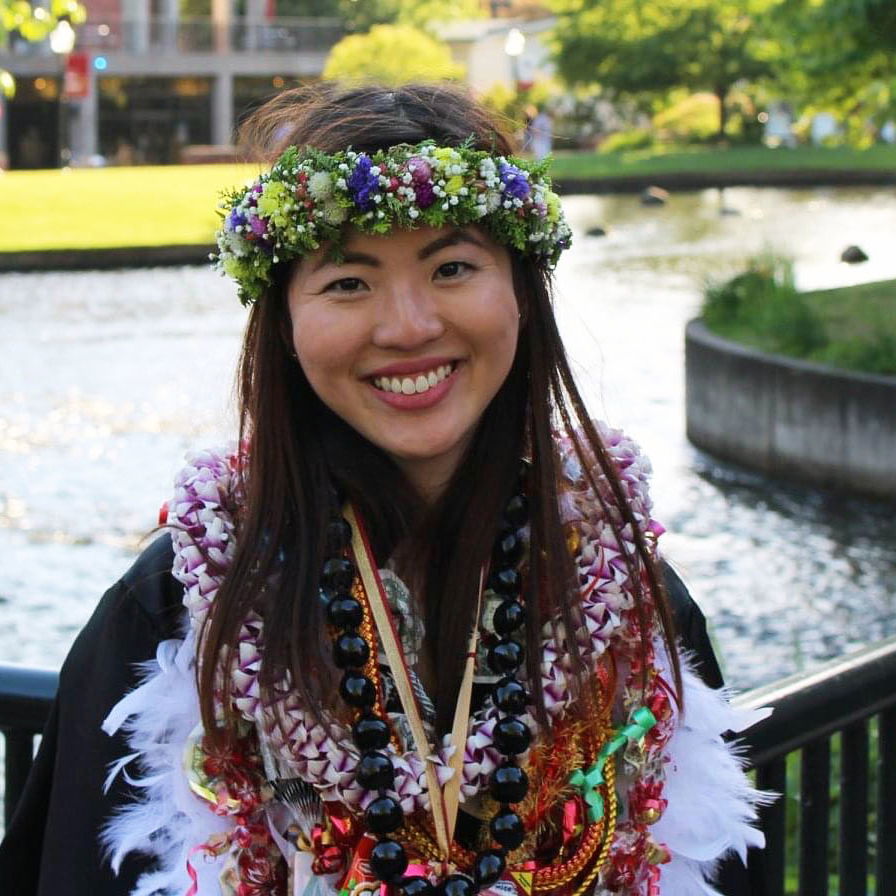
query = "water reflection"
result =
(1, 187, 894, 688)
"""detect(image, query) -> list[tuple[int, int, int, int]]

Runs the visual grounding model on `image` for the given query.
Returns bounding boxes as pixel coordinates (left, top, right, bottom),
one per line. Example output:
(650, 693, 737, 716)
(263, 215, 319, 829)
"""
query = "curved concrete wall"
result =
(685, 319, 896, 500)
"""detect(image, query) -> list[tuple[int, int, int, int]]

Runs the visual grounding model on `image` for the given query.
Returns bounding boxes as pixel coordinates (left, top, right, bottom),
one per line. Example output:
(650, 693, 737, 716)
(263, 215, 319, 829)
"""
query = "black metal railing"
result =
(733, 636, 896, 896)
(3, 639, 896, 893)
(0, 663, 57, 828)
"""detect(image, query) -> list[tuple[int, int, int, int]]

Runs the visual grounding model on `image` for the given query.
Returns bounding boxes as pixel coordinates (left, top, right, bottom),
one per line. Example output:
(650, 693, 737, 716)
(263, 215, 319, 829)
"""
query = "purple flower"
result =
(414, 181, 436, 208)
(407, 157, 432, 183)
(248, 183, 263, 208)
(246, 214, 273, 253)
(499, 162, 531, 200)
(347, 154, 380, 210)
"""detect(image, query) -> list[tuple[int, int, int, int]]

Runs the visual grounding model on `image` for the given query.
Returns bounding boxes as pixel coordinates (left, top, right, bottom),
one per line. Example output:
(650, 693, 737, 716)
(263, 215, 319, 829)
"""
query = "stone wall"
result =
(685, 319, 896, 500)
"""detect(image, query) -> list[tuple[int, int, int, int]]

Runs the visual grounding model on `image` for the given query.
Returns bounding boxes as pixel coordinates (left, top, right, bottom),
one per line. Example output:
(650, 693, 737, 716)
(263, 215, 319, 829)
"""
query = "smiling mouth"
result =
(371, 363, 457, 395)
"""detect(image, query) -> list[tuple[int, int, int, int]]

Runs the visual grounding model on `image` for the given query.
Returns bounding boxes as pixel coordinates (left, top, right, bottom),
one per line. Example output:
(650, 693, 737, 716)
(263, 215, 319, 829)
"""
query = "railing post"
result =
(877, 708, 896, 896)
(798, 738, 830, 896)
(756, 758, 786, 895)
(839, 721, 868, 895)
(3, 731, 35, 828)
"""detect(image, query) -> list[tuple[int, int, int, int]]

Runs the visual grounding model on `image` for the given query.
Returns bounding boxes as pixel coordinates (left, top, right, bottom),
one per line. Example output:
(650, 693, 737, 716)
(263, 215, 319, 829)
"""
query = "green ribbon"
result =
(569, 706, 657, 823)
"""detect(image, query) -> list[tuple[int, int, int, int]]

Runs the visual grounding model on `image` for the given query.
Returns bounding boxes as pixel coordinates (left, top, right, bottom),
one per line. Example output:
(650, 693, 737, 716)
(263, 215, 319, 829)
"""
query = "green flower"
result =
(257, 182, 292, 229)
(545, 190, 561, 223)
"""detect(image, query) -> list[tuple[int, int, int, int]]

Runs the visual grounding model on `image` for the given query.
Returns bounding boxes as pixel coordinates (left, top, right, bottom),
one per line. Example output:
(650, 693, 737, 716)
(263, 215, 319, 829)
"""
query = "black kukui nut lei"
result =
(318, 483, 530, 896)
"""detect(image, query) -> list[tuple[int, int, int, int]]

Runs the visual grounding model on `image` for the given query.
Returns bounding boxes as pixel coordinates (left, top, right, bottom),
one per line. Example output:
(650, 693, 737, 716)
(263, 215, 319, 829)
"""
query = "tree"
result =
(322, 23, 465, 84)
(276, 0, 484, 33)
(1, 0, 86, 97)
(336, 0, 484, 33)
(770, 0, 896, 135)
(549, 0, 782, 139)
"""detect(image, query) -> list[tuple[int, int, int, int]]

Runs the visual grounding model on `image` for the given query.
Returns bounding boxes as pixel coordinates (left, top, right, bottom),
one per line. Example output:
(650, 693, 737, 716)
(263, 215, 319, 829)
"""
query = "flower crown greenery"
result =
(213, 139, 572, 306)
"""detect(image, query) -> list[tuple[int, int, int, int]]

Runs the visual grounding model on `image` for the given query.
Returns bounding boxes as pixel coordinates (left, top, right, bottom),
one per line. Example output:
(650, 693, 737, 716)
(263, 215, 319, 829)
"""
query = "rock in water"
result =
(640, 185, 669, 206)
(585, 225, 607, 237)
(841, 245, 869, 263)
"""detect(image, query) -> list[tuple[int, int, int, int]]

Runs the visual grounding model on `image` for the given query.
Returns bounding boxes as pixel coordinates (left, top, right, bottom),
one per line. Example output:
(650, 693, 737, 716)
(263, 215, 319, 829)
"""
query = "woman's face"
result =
(287, 225, 519, 500)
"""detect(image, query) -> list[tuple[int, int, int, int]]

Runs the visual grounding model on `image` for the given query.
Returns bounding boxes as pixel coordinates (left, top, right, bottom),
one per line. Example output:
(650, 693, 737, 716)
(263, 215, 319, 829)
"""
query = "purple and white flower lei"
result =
(169, 426, 663, 815)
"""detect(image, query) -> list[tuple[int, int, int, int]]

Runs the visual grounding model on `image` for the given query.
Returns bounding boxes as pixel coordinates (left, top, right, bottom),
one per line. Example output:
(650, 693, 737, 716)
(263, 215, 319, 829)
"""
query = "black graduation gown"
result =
(0, 536, 757, 894)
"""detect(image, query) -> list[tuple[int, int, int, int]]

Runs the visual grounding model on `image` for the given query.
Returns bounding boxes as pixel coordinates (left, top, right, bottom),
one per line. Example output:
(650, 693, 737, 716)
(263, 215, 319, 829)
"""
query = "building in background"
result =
(0, 0, 343, 167)
(0, 0, 554, 168)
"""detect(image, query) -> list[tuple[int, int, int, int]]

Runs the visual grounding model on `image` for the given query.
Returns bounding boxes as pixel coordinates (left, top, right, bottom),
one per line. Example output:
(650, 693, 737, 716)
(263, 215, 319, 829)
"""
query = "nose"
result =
(371, 283, 445, 349)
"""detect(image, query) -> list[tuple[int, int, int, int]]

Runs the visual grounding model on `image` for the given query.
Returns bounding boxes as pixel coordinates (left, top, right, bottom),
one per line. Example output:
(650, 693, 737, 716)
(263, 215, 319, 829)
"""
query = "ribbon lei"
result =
(569, 707, 657, 823)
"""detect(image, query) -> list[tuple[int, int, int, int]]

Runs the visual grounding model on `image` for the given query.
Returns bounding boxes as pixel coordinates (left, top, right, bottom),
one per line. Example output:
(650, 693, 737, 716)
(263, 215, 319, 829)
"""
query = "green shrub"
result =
(702, 255, 828, 356)
(821, 332, 896, 376)
(322, 25, 465, 86)
(653, 91, 720, 143)
(599, 128, 655, 153)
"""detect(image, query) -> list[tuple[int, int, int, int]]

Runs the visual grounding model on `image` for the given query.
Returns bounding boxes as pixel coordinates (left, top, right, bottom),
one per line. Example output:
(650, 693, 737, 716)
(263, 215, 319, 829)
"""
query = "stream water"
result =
(2, 185, 895, 691)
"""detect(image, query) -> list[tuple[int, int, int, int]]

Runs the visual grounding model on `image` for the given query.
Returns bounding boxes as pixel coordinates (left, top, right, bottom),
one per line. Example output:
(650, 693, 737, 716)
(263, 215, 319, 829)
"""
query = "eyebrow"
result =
(311, 229, 486, 273)
(418, 230, 486, 259)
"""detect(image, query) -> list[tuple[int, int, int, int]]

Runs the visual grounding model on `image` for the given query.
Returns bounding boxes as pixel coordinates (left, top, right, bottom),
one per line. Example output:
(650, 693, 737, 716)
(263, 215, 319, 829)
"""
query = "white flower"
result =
(321, 203, 347, 225)
(220, 230, 249, 256)
(307, 171, 333, 200)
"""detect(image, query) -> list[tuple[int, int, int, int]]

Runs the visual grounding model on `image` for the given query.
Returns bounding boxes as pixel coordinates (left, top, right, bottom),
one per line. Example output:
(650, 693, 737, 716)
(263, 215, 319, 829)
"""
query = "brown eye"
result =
(435, 261, 472, 279)
(326, 277, 365, 293)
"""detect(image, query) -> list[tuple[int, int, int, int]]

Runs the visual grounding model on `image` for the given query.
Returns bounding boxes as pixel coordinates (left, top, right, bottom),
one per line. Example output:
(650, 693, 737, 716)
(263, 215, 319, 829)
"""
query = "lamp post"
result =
(49, 19, 76, 167)
(503, 27, 525, 92)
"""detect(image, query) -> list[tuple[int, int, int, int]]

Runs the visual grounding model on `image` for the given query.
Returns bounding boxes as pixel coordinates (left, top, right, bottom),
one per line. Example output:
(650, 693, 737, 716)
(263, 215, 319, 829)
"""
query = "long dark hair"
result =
(198, 82, 681, 739)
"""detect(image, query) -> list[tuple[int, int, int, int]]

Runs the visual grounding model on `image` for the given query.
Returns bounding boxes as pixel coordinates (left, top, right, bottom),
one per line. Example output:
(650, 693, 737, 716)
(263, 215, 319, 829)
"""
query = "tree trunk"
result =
(715, 85, 728, 141)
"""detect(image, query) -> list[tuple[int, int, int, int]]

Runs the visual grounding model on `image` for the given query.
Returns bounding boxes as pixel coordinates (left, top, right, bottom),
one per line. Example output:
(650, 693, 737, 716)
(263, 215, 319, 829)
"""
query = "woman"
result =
(0, 83, 766, 895)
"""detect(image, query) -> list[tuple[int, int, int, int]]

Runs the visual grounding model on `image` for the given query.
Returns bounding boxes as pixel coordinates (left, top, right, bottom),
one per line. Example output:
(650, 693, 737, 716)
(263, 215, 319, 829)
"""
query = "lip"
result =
(368, 363, 460, 410)
(366, 356, 458, 378)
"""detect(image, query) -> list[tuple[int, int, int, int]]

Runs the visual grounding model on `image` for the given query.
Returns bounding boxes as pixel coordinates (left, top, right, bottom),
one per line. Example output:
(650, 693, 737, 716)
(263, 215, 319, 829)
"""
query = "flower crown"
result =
(214, 140, 572, 306)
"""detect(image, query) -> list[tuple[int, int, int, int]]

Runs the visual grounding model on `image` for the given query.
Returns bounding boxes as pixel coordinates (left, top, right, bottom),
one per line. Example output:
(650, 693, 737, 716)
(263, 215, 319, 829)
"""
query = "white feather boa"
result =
(652, 654, 772, 894)
(102, 633, 769, 895)
(101, 632, 232, 895)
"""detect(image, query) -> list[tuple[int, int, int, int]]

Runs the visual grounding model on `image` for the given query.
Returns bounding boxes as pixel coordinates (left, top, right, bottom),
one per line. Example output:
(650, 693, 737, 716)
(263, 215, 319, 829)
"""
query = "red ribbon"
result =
(186, 842, 219, 896)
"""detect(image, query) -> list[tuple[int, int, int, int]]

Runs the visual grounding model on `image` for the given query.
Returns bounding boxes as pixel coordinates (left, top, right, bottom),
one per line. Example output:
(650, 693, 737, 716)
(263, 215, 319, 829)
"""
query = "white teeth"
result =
(373, 363, 455, 394)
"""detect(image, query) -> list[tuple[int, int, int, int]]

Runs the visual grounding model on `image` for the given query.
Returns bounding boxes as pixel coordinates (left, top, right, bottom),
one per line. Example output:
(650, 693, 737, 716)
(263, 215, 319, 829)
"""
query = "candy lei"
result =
(169, 429, 676, 891)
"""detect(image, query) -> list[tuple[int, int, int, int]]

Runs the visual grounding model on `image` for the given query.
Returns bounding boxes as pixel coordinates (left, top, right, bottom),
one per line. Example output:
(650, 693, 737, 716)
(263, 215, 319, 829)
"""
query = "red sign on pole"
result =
(63, 52, 90, 100)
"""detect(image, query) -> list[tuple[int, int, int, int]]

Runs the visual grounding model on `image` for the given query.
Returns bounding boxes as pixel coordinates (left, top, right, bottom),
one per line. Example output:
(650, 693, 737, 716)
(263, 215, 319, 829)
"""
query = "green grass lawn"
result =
(0, 164, 258, 250)
(550, 143, 896, 179)
(1, 145, 894, 251)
